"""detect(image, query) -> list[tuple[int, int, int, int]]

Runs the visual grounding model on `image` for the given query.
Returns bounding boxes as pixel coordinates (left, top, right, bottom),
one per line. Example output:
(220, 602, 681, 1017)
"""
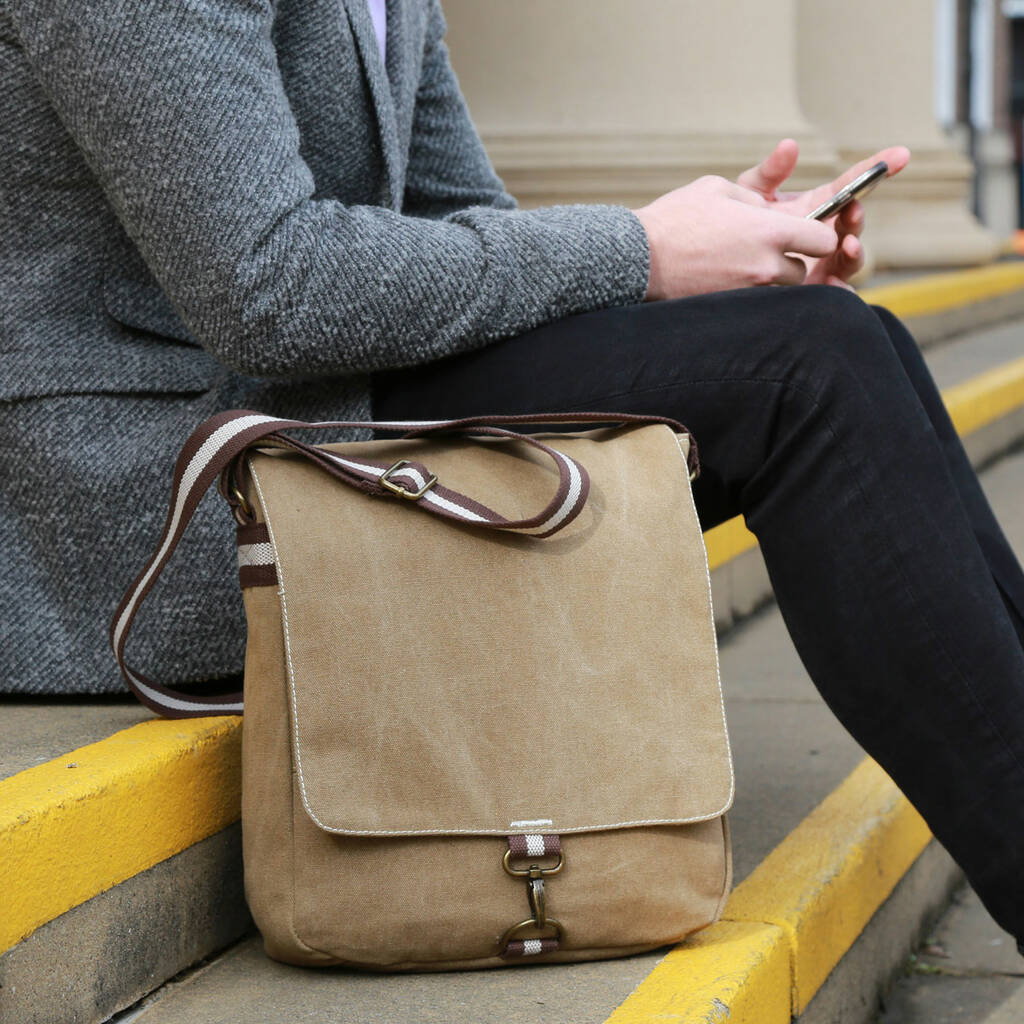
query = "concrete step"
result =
(2, 268, 1024, 1024)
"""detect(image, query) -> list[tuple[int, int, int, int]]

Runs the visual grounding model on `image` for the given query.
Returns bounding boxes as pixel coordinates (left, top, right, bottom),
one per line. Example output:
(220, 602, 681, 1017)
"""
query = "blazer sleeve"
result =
(402, 0, 516, 218)
(9, 0, 650, 380)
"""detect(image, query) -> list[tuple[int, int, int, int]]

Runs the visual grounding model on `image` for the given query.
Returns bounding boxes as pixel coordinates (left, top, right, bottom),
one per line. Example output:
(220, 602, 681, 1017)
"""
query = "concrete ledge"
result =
(604, 920, 793, 1024)
(0, 717, 241, 955)
(0, 825, 250, 1024)
(799, 841, 963, 1024)
(901, 289, 1024, 349)
(944, 354, 1024, 438)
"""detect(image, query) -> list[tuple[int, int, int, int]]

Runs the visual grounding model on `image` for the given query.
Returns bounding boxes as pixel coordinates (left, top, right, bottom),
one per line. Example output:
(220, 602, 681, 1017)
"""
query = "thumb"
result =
(737, 138, 800, 199)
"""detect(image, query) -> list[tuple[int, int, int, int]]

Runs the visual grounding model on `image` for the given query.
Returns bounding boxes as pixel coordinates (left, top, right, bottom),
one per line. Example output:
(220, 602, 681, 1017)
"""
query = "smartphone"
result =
(806, 161, 888, 221)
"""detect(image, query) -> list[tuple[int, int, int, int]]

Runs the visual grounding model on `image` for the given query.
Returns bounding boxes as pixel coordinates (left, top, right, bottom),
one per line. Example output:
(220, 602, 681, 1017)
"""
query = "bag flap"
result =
(247, 424, 733, 837)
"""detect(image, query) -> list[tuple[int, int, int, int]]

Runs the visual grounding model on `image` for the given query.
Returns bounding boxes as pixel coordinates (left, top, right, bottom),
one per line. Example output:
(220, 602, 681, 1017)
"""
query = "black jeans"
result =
(372, 285, 1024, 942)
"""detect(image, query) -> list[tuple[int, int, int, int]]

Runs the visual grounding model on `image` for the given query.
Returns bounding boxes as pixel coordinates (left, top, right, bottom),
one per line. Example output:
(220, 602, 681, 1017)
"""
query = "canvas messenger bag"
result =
(112, 410, 734, 970)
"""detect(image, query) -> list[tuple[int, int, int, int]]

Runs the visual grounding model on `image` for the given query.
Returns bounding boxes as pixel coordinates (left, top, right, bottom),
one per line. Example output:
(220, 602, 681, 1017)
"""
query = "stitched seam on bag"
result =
(309, 938, 684, 970)
(249, 462, 339, 962)
(671, 426, 735, 817)
(255, 440, 734, 837)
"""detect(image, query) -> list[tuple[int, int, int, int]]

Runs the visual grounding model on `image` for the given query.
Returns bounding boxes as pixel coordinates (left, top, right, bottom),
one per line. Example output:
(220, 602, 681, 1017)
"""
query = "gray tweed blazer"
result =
(1, 0, 649, 694)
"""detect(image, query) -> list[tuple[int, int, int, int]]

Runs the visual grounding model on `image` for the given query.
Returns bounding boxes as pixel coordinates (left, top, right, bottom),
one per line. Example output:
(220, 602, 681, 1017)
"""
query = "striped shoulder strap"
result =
(110, 410, 697, 718)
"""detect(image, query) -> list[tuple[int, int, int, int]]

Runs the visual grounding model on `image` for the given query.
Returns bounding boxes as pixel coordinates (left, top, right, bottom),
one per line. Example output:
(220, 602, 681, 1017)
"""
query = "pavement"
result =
(877, 884, 1024, 1023)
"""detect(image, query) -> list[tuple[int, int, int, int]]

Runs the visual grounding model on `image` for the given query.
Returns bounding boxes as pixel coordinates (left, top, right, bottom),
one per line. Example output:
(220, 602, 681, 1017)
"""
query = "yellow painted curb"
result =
(0, 717, 241, 954)
(724, 759, 931, 1014)
(604, 921, 792, 1024)
(945, 354, 1024, 438)
(705, 514, 757, 572)
(860, 263, 1024, 320)
(602, 759, 930, 1022)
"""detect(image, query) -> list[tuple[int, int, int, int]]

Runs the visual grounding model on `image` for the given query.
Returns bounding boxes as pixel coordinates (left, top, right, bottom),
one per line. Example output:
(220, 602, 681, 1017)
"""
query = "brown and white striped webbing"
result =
(110, 410, 697, 719)
(502, 833, 564, 958)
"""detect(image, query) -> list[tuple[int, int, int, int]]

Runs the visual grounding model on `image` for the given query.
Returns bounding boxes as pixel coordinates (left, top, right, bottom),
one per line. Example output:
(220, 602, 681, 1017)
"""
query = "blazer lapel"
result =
(342, 0, 401, 208)
(384, 0, 417, 163)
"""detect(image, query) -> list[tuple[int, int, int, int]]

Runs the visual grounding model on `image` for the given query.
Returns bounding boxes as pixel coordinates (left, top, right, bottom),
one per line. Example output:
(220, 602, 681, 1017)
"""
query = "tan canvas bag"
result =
(113, 410, 734, 970)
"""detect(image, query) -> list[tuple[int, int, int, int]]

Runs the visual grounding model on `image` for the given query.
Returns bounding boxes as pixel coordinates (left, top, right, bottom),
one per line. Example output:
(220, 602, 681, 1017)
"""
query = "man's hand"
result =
(632, 175, 838, 302)
(737, 139, 911, 288)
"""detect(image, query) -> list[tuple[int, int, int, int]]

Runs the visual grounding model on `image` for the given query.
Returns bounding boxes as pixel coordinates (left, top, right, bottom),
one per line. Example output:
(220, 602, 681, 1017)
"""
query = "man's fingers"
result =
(784, 146, 911, 217)
(826, 276, 857, 292)
(835, 232, 865, 277)
(725, 181, 771, 207)
(807, 233, 863, 289)
(825, 146, 910, 197)
(777, 215, 838, 258)
(837, 199, 865, 237)
(736, 138, 800, 198)
(776, 254, 809, 286)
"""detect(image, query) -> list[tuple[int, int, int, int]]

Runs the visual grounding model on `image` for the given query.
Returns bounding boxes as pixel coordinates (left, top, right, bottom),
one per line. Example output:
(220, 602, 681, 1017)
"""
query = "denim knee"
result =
(768, 286, 903, 401)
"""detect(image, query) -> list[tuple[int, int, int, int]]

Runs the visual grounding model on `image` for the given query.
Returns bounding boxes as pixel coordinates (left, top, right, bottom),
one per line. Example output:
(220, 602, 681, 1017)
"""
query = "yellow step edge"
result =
(705, 513, 758, 573)
(860, 263, 1024, 320)
(603, 759, 929, 1023)
(3, 330, 1024, 960)
(604, 920, 792, 1024)
(0, 717, 241, 953)
(723, 759, 931, 1015)
(944, 354, 1024, 438)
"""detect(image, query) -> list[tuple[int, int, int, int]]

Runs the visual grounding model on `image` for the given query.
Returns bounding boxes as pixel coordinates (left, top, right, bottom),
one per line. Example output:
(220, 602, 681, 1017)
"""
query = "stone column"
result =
(973, 1, 1018, 236)
(442, 0, 840, 211)
(797, 0, 1000, 267)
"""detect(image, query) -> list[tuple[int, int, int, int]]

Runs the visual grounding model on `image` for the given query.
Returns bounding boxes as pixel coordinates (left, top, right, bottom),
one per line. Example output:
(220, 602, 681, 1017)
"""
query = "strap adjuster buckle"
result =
(379, 460, 437, 500)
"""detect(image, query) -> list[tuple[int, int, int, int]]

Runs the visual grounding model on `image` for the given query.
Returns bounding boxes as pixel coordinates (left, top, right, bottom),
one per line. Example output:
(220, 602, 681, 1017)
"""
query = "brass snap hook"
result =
(527, 877, 547, 926)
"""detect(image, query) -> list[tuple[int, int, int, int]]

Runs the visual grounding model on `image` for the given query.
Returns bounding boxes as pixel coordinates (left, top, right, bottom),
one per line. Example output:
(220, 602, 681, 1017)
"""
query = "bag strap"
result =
(110, 409, 697, 718)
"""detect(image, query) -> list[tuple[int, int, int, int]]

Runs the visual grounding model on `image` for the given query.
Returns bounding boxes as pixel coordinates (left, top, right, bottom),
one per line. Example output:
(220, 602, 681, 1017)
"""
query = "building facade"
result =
(442, 0, 1019, 269)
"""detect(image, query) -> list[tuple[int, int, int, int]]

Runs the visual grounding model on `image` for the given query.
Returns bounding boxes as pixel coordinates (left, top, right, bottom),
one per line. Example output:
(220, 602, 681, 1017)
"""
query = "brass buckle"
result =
(502, 849, 564, 878)
(379, 460, 437, 500)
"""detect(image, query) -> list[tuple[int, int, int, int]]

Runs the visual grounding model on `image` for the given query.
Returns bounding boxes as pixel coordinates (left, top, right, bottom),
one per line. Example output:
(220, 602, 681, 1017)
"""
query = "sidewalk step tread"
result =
(861, 263, 1024, 321)
(921, 318, 1024, 392)
(877, 887, 1024, 1024)
(0, 702, 145, 782)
